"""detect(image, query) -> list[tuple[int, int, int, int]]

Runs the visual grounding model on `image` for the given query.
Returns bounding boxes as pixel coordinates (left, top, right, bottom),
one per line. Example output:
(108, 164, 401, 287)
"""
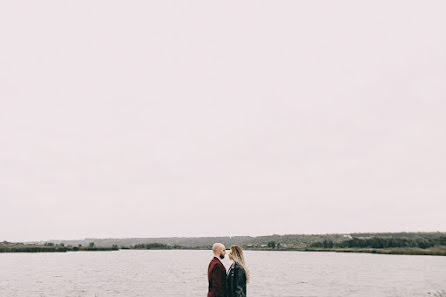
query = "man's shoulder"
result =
(209, 257, 225, 270)
(208, 257, 218, 268)
(210, 257, 222, 265)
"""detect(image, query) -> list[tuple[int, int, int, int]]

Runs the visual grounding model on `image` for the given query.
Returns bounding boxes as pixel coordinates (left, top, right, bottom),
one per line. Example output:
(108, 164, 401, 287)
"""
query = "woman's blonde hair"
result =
(230, 245, 250, 283)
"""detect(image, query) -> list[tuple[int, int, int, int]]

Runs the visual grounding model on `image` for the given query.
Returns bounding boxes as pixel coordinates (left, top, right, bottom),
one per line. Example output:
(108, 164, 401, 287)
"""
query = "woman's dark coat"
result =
(226, 263, 247, 297)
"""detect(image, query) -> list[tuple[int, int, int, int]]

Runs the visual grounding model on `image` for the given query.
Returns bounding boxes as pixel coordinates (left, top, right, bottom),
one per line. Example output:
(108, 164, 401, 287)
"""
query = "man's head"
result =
(212, 243, 226, 259)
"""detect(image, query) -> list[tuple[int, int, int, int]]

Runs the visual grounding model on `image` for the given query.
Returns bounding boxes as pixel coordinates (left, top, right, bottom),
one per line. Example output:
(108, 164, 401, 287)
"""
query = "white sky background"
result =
(1, 1, 445, 242)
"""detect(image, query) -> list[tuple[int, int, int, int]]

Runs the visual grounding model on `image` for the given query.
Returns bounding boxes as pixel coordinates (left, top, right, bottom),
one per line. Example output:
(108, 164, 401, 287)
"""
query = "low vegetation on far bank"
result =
(3, 232, 446, 256)
(302, 234, 446, 255)
(0, 241, 118, 253)
(302, 246, 446, 256)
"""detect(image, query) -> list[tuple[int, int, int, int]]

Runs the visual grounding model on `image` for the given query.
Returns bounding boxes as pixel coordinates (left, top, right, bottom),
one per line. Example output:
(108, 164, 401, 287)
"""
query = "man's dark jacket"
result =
(226, 263, 247, 297)
(208, 257, 227, 297)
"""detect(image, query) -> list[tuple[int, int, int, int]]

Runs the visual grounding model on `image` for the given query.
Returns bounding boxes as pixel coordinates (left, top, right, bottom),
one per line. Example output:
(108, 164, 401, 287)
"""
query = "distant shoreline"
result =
(279, 247, 446, 256)
(3, 232, 446, 256)
(2, 246, 446, 256)
(0, 245, 118, 253)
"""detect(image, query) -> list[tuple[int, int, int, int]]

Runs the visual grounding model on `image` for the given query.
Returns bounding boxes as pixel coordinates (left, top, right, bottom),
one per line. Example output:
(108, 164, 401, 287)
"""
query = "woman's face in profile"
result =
(229, 250, 233, 260)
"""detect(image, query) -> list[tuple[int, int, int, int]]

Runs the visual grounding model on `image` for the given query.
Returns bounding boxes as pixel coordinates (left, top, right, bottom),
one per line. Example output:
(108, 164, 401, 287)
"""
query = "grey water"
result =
(0, 250, 445, 297)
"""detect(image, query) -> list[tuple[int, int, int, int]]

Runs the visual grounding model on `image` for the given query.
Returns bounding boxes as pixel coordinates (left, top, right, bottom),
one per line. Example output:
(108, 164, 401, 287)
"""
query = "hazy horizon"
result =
(13, 230, 446, 244)
(1, 1, 446, 242)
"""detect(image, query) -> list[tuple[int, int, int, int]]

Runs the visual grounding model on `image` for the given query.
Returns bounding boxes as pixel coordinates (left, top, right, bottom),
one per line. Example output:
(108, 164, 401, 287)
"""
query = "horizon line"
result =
(12, 230, 446, 243)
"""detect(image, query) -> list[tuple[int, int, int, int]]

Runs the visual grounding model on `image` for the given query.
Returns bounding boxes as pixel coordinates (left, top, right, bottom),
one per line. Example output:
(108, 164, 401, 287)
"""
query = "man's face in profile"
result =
(219, 246, 226, 259)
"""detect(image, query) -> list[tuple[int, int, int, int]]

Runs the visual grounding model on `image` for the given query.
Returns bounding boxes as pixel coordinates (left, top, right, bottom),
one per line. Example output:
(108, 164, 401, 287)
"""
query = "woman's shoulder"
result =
(233, 263, 245, 273)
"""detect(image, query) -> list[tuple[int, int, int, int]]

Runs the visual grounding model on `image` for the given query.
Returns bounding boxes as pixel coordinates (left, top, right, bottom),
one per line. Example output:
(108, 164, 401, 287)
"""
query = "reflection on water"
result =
(0, 250, 445, 297)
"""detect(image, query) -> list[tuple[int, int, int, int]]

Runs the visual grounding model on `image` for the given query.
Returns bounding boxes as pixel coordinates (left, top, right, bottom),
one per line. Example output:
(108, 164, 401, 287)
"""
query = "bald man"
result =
(207, 243, 227, 297)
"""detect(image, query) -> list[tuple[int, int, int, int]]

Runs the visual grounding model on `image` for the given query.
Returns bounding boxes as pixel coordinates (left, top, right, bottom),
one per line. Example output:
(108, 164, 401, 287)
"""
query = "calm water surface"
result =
(0, 250, 445, 297)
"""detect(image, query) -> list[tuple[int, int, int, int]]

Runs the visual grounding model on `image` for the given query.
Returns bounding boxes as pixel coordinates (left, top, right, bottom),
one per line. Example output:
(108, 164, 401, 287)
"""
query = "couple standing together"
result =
(208, 243, 249, 297)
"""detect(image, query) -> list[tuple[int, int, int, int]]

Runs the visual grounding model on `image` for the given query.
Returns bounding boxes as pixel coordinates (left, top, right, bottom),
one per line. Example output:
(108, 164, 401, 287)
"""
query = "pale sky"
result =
(1, 1, 445, 242)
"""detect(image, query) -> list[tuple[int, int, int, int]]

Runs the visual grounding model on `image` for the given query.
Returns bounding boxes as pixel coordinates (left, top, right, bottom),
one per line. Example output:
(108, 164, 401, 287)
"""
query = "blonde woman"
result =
(226, 245, 249, 297)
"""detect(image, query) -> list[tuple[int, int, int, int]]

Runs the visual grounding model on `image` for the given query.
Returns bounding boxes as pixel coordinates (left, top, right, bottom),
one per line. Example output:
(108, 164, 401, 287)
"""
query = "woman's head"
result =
(229, 245, 250, 283)
(229, 245, 244, 262)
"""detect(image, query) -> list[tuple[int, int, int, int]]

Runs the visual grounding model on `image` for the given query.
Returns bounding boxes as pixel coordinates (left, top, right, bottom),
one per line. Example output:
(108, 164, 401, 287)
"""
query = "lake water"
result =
(0, 250, 445, 297)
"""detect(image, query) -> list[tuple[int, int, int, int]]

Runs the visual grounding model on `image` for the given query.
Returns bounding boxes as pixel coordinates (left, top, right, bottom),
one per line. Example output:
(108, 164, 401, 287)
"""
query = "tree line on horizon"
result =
(309, 236, 446, 249)
(4, 232, 446, 251)
(0, 241, 119, 253)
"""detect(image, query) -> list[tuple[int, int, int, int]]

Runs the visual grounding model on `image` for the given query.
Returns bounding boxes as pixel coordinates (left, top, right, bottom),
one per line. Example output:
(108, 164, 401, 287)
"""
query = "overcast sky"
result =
(1, 1, 445, 242)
